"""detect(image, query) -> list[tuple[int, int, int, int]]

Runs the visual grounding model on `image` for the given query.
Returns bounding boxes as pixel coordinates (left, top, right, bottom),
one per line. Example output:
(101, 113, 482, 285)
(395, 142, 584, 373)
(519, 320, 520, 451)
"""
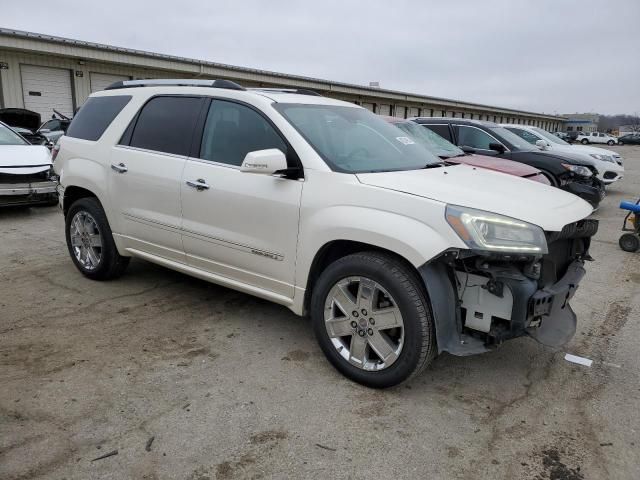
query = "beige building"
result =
(0, 28, 565, 131)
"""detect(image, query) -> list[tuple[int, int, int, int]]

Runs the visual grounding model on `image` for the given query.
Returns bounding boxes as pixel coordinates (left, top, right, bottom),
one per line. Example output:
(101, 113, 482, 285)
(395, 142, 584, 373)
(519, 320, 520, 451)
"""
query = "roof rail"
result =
(104, 79, 246, 91)
(249, 87, 322, 97)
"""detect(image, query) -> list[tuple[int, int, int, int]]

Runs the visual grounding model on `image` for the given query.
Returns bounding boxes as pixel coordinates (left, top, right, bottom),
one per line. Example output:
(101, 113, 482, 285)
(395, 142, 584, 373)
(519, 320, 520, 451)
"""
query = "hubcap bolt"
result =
(367, 328, 374, 336)
(358, 330, 366, 337)
(369, 318, 375, 325)
(350, 321, 357, 328)
(352, 311, 359, 317)
(361, 309, 368, 316)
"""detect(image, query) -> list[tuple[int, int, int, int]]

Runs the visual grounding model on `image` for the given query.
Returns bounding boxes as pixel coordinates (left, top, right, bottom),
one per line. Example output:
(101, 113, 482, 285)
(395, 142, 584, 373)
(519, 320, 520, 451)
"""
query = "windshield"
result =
(488, 126, 535, 151)
(393, 121, 464, 158)
(532, 127, 570, 146)
(274, 104, 441, 172)
(0, 123, 28, 146)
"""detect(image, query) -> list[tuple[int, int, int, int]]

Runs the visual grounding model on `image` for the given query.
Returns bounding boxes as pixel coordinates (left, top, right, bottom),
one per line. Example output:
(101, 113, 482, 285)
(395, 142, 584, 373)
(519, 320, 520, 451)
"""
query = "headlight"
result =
(562, 163, 593, 177)
(589, 154, 614, 163)
(445, 205, 548, 254)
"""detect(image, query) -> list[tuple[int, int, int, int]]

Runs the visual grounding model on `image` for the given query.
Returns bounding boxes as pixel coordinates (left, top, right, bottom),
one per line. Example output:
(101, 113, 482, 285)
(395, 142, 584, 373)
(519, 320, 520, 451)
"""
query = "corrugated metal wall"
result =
(0, 45, 563, 132)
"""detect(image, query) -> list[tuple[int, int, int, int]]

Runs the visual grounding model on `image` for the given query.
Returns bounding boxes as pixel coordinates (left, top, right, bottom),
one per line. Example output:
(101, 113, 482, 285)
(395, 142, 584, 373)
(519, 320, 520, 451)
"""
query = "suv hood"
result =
(357, 165, 592, 232)
(451, 153, 540, 177)
(551, 144, 619, 157)
(0, 145, 52, 174)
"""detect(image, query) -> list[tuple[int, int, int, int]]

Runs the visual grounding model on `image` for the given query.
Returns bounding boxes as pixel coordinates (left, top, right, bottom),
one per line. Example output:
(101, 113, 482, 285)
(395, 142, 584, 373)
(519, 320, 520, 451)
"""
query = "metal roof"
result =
(0, 27, 564, 120)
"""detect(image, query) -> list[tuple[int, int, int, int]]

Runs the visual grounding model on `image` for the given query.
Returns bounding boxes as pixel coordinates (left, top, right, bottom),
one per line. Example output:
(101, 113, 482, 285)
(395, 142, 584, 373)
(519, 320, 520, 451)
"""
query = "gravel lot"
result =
(1, 146, 639, 480)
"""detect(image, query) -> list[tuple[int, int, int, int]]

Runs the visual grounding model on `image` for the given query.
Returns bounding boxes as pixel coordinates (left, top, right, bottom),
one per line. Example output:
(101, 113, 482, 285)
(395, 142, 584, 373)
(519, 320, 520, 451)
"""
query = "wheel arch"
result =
(62, 185, 100, 216)
(303, 240, 420, 314)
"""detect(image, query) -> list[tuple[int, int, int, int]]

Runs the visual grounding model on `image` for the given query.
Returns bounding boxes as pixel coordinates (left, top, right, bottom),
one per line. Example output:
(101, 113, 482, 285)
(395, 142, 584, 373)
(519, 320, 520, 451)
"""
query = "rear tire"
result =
(619, 233, 640, 253)
(310, 251, 436, 388)
(65, 197, 130, 280)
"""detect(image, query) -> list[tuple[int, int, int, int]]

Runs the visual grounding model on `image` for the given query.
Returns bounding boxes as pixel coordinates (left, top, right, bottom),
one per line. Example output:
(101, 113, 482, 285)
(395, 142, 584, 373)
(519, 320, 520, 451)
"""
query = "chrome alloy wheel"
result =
(69, 211, 103, 271)
(324, 276, 404, 371)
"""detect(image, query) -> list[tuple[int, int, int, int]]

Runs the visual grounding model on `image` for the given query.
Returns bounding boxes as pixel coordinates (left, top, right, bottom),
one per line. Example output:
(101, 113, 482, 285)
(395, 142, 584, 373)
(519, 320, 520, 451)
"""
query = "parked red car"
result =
(384, 117, 550, 184)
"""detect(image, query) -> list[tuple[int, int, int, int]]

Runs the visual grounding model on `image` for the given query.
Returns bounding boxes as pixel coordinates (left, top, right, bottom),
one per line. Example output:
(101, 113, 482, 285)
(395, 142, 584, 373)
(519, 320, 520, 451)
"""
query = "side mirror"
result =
(240, 149, 288, 175)
(488, 142, 506, 153)
(535, 139, 548, 150)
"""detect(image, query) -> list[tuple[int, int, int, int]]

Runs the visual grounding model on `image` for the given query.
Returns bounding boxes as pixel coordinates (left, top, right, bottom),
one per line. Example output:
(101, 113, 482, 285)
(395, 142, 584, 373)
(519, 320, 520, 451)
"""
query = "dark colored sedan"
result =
(411, 118, 604, 208)
(618, 134, 640, 145)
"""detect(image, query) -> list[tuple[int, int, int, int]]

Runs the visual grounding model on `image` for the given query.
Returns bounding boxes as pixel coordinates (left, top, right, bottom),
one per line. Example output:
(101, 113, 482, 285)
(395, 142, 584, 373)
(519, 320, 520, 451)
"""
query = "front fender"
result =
(296, 205, 460, 289)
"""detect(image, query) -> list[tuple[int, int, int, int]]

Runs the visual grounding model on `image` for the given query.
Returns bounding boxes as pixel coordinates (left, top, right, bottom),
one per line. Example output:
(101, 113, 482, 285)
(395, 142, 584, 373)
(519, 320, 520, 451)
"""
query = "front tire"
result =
(310, 251, 436, 388)
(65, 197, 130, 280)
(581, 138, 589, 144)
(607, 140, 615, 146)
(619, 233, 640, 253)
(540, 170, 559, 187)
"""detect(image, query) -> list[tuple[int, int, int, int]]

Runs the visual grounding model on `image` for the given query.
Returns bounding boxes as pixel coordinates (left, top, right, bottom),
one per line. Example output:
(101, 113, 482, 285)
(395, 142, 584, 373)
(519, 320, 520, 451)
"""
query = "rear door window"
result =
(66, 95, 131, 141)
(422, 124, 452, 142)
(455, 125, 498, 150)
(128, 96, 203, 156)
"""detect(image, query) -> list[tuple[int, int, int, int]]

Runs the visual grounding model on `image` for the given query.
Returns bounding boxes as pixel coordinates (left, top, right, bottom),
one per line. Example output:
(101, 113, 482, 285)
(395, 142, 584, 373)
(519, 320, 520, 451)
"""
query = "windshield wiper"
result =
(423, 161, 450, 169)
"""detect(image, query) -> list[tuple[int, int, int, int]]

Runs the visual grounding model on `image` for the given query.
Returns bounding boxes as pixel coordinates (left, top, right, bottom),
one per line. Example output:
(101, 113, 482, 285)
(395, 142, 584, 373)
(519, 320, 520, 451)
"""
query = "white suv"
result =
(576, 131, 618, 145)
(54, 79, 597, 387)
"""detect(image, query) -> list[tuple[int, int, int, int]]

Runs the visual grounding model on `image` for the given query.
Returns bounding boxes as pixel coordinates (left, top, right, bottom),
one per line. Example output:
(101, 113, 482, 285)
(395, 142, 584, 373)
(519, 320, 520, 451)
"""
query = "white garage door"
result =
(361, 102, 375, 112)
(394, 106, 406, 118)
(21, 65, 74, 119)
(378, 104, 391, 116)
(90, 72, 130, 93)
(408, 107, 420, 118)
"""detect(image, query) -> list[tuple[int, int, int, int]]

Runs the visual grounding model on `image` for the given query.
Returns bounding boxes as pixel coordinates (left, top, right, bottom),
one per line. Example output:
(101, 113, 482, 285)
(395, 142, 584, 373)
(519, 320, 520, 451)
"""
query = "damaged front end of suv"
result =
(421, 205, 598, 355)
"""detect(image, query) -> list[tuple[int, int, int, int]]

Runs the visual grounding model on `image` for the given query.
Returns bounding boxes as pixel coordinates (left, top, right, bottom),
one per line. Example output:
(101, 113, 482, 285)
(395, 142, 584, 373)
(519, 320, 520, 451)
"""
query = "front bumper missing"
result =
(420, 258, 588, 356)
(0, 180, 58, 206)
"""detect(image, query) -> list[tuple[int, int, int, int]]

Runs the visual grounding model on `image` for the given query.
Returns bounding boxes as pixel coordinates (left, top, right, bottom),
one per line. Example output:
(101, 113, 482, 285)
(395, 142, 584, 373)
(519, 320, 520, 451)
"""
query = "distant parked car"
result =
(37, 110, 71, 144)
(410, 118, 605, 208)
(0, 108, 70, 147)
(383, 117, 550, 184)
(577, 132, 618, 145)
(0, 108, 49, 146)
(618, 134, 640, 145)
(502, 124, 624, 185)
(0, 121, 58, 207)
(553, 132, 569, 141)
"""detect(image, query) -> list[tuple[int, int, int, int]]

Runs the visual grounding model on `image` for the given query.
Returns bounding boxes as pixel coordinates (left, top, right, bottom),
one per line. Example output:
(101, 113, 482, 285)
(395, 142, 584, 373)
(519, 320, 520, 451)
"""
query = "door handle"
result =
(111, 162, 128, 173)
(186, 179, 210, 191)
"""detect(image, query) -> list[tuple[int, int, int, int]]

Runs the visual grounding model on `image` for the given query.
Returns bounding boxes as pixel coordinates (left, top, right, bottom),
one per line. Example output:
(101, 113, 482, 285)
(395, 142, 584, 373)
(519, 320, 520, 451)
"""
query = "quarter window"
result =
(129, 96, 203, 156)
(66, 95, 131, 141)
(199, 100, 287, 166)
(456, 125, 499, 150)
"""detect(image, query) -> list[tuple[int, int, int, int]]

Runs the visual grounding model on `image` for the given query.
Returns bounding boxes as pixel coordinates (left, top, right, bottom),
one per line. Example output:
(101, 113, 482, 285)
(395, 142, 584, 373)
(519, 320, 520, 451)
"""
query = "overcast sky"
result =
(3, 0, 638, 115)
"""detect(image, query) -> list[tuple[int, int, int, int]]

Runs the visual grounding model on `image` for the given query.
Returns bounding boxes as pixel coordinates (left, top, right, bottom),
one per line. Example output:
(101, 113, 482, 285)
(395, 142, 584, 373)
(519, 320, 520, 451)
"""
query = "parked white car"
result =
(502, 125, 624, 184)
(576, 131, 618, 145)
(55, 79, 597, 388)
(0, 121, 57, 207)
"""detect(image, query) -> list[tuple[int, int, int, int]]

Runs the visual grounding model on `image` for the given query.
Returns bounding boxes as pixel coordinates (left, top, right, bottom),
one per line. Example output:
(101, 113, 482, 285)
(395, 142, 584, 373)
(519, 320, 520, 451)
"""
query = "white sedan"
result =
(0, 121, 58, 207)
(502, 124, 624, 185)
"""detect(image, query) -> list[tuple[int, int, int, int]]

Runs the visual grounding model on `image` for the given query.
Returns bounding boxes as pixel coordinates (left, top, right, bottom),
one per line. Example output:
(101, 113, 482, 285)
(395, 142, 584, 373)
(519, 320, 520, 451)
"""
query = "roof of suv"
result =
(98, 79, 354, 107)
(410, 117, 500, 128)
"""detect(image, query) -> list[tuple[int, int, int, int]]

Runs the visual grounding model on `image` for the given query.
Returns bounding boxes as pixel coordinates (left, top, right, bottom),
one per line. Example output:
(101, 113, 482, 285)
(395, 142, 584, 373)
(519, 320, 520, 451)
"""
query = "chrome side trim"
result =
(123, 213, 284, 261)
